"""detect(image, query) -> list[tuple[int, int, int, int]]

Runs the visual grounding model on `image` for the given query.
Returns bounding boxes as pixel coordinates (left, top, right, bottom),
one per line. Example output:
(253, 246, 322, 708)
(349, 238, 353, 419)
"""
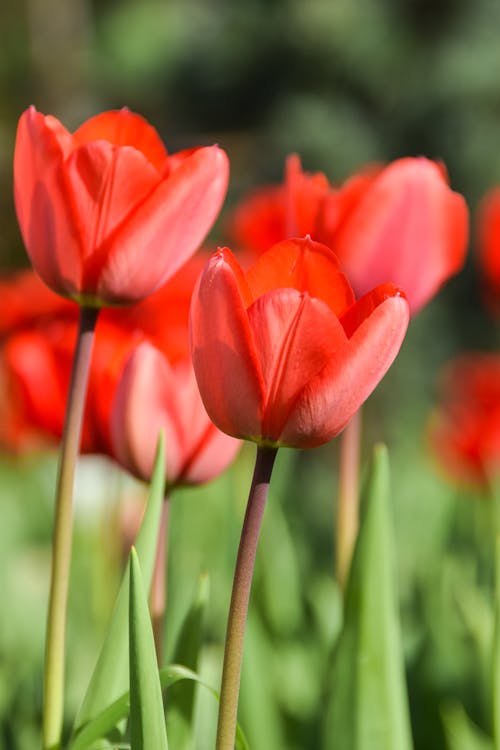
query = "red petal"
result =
(281, 292, 409, 447)
(14, 107, 82, 296)
(247, 288, 347, 442)
(63, 140, 160, 289)
(245, 237, 355, 315)
(340, 282, 405, 338)
(190, 249, 265, 439)
(72, 109, 168, 170)
(335, 157, 469, 314)
(97, 146, 229, 303)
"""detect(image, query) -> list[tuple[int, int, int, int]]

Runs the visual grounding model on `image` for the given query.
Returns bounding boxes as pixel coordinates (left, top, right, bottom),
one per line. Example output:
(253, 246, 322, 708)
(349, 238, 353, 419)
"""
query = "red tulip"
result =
(190, 237, 409, 449)
(333, 158, 469, 314)
(111, 342, 240, 487)
(476, 187, 500, 315)
(227, 155, 469, 314)
(429, 353, 500, 486)
(14, 106, 229, 305)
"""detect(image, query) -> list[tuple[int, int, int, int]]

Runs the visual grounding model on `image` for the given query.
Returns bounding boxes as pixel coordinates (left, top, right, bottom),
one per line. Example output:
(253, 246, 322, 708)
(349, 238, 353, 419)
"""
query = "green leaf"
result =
(441, 702, 493, 750)
(324, 443, 413, 750)
(494, 536, 500, 750)
(166, 573, 210, 749)
(74, 433, 166, 731)
(68, 665, 249, 750)
(129, 546, 168, 750)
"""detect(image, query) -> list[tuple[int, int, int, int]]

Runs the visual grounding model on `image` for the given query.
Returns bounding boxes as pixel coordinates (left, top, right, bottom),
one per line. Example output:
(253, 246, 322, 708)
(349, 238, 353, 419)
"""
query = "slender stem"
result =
(336, 408, 362, 592)
(494, 535, 500, 750)
(151, 496, 170, 665)
(216, 445, 277, 750)
(43, 306, 100, 750)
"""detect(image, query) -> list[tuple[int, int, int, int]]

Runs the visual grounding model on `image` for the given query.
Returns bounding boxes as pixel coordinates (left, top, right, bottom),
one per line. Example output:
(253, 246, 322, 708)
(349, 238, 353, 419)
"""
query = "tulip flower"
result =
(190, 236, 409, 749)
(227, 154, 469, 315)
(14, 106, 229, 306)
(111, 342, 241, 488)
(476, 187, 500, 315)
(429, 353, 500, 487)
(190, 237, 410, 449)
(333, 158, 469, 314)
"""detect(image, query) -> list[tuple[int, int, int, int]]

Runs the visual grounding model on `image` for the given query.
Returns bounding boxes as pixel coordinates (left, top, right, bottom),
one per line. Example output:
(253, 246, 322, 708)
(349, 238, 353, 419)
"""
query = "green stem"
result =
(494, 535, 500, 750)
(336, 408, 362, 592)
(216, 445, 277, 750)
(42, 306, 100, 750)
(151, 496, 170, 665)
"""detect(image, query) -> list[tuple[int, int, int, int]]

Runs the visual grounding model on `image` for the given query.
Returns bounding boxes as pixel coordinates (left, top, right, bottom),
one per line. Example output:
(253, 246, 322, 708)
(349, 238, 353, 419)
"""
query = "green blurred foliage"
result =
(1, 0, 500, 748)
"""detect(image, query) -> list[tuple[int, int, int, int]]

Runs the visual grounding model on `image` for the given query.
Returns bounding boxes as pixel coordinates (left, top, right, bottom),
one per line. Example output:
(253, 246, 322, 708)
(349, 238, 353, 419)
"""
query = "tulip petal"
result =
(62, 141, 160, 286)
(98, 146, 230, 303)
(247, 288, 348, 441)
(335, 158, 469, 314)
(72, 109, 168, 170)
(190, 250, 265, 439)
(281, 293, 409, 447)
(112, 343, 183, 481)
(340, 282, 405, 338)
(246, 237, 355, 315)
(14, 107, 83, 295)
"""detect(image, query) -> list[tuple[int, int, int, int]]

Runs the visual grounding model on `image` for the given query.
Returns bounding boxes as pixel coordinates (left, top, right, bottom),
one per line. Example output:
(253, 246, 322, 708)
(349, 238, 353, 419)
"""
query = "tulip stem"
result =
(336, 408, 362, 592)
(216, 445, 277, 750)
(43, 305, 99, 750)
(151, 496, 170, 665)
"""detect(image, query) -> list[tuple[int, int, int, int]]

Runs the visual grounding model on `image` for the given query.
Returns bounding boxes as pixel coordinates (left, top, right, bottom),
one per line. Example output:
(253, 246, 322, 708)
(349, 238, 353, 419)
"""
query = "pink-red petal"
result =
(97, 146, 229, 303)
(247, 288, 349, 441)
(280, 292, 409, 447)
(190, 250, 265, 439)
(72, 109, 168, 170)
(245, 237, 355, 315)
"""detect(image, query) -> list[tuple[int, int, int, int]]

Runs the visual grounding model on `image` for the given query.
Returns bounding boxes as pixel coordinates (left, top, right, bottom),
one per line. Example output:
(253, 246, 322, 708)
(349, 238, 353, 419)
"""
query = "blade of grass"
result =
(129, 547, 168, 750)
(324, 444, 413, 750)
(75, 433, 166, 730)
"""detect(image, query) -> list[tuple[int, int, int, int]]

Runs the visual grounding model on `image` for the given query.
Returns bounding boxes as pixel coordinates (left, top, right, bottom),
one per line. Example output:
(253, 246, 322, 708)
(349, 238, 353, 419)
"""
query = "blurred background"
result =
(1, 0, 500, 748)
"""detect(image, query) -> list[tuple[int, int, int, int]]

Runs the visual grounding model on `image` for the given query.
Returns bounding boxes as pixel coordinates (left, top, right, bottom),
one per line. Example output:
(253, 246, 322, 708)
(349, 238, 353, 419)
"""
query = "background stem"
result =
(42, 306, 99, 750)
(216, 445, 277, 750)
(336, 408, 362, 592)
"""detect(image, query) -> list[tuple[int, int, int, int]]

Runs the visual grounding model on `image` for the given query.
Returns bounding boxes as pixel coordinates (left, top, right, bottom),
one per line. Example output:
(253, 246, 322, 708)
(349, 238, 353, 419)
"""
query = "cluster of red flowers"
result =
(5, 104, 499, 489)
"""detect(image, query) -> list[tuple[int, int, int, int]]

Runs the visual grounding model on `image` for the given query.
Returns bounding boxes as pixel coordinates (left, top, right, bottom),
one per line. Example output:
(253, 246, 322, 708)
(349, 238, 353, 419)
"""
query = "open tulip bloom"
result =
(13, 105, 230, 750)
(14, 106, 229, 307)
(190, 236, 409, 748)
(191, 237, 409, 449)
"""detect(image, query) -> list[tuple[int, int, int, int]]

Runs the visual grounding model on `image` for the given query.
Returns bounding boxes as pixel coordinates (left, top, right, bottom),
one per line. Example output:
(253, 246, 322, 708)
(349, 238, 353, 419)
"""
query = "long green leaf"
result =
(69, 665, 249, 750)
(324, 443, 413, 750)
(167, 573, 210, 749)
(75, 433, 166, 731)
(129, 546, 168, 750)
(494, 537, 500, 750)
(441, 702, 493, 750)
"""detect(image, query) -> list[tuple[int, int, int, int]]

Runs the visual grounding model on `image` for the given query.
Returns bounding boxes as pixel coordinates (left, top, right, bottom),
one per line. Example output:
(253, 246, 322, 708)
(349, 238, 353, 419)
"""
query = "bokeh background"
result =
(1, 0, 500, 748)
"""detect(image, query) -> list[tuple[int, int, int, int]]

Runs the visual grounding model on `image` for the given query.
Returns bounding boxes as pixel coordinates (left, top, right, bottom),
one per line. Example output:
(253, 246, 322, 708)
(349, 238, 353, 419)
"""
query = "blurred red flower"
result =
(429, 353, 500, 486)
(0, 256, 242, 491)
(14, 107, 229, 306)
(111, 342, 240, 487)
(228, 154, 469, 315)
(190, 237, 409, 449)
(476, 187, 500, 315)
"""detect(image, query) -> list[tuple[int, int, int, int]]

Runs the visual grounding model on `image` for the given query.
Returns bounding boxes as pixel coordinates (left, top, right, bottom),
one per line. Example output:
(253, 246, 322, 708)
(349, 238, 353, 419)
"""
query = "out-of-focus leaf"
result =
(240, 610, 286, 750)
(68, 664, 249, 750)
(494, 537, 500, 750)
(74, 433, 166, 731)
(441, 701, 493, 750)
(167, 573, 210, 749)
(324, 443, 413, 750)
(129, 546, 168, 750)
